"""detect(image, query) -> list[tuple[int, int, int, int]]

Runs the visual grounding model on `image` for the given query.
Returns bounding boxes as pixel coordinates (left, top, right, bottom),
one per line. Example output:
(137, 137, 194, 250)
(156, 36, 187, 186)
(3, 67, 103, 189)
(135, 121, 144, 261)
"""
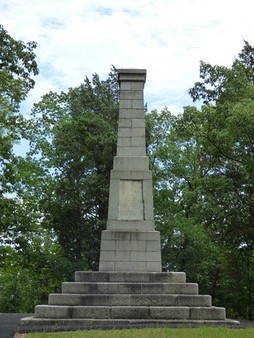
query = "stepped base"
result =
(18, 272, 240, 333)
(18, 317, 239, 333)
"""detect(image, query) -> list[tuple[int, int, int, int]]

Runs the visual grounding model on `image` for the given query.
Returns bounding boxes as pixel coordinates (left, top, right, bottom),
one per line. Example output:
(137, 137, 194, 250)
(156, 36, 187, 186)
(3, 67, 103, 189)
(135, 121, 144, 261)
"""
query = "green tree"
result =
(27, 67, 119, 273)
(0, 25, 39, 249)
(187, 48, 254, 249)
(146, 42, 254, 319)
(146, 108, 223, 299)
(184, 44, 254, 318)
(0, 26, 65, 313)
(0, 24, 38, 106)
(0, 231, 72, 312)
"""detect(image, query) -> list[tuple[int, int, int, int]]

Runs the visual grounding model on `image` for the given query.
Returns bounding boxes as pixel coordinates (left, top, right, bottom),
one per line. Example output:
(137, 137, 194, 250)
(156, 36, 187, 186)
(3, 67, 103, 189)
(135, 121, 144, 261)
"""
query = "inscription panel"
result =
(118, 180, 144, 220)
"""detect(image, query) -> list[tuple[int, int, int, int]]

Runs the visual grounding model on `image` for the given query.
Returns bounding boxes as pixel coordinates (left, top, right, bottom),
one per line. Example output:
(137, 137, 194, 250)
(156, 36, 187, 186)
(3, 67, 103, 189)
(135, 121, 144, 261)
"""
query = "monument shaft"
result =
(99, 69, 162, 272)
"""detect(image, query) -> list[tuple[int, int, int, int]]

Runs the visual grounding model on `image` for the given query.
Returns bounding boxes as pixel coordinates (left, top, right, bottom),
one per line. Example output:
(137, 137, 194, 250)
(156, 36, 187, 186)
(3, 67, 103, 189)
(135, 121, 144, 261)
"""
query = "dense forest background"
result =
(0, 25, 253, 319)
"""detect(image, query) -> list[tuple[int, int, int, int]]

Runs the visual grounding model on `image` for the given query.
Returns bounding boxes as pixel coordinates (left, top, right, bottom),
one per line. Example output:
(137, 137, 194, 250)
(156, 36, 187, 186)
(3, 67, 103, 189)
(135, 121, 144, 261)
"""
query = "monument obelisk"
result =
(99, 69, 161, 272)
(18, 69, 239, 333)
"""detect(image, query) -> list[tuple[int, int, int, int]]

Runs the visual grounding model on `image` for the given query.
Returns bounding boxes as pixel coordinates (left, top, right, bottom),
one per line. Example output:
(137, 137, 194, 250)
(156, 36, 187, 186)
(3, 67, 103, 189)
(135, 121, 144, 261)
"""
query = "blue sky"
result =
(1, 0, 254, 115)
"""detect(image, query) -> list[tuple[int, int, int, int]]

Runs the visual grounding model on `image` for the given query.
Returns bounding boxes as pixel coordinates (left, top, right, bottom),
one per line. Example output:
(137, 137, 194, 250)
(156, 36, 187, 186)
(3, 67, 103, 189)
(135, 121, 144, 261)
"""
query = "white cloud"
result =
(1, 0, 254, 115)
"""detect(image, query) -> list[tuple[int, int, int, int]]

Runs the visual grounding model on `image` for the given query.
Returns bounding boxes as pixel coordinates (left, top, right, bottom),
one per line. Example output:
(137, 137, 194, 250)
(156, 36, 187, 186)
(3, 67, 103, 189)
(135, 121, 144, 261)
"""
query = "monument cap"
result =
(117, 68, 146, 83)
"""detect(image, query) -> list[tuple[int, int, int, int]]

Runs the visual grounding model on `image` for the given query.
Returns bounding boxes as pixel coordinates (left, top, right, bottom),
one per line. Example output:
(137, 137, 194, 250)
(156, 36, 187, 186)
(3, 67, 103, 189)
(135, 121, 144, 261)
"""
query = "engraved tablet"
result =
(118, 180, 144, 220)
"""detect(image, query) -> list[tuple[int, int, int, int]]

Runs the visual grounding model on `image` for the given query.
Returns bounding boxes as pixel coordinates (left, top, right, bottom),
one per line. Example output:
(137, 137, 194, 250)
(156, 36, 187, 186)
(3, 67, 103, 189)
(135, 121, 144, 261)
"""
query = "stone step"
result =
(75, 271, 186, 283)
(48, 294, 211, 307)
(18, 318, 239, 333)
(62, 282, 198, 295)
(35, 305, 225, 320)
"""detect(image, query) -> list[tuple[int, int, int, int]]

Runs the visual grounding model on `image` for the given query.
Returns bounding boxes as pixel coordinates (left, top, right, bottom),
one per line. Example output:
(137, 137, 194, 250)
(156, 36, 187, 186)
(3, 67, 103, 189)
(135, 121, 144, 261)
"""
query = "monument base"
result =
(18, 318, 240, 333)
(99, 230, 162, 272)
(18, 272, 239, 333)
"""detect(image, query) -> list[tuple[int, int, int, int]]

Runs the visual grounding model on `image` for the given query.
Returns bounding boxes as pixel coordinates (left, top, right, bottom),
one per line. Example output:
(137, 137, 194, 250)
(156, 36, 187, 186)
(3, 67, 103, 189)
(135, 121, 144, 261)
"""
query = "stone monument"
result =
(99, 69, 161, 273)
(18, 69, 238, 333)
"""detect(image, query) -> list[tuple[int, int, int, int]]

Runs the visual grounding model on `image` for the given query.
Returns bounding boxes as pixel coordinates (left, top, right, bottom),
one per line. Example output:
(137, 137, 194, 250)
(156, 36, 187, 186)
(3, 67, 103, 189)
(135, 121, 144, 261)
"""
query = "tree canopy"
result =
(27, 68, 119, 271)
(0, 24, 39, 249)
(146, 41, 254, 318)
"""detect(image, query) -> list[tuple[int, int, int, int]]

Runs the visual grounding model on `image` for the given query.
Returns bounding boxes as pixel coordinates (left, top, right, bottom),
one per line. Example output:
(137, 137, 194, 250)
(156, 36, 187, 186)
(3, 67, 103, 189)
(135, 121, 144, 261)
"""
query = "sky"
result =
(1, 0, 254, 115)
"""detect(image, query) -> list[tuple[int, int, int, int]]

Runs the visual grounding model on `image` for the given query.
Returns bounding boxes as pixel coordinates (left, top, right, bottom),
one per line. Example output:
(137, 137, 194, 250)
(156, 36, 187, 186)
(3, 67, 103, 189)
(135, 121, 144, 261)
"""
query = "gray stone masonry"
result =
(99, 69, 161, 272)
(18, 272, 239, 333)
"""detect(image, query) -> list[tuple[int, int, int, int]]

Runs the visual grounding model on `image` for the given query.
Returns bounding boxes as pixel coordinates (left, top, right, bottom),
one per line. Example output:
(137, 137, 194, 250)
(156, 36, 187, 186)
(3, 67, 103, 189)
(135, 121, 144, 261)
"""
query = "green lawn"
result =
(27, 327, 254, 338)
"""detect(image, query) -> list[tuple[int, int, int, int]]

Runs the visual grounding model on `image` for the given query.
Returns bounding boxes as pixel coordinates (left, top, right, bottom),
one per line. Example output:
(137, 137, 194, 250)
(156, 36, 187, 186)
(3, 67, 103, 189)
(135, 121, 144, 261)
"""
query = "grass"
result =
(27, 327, 254, 338)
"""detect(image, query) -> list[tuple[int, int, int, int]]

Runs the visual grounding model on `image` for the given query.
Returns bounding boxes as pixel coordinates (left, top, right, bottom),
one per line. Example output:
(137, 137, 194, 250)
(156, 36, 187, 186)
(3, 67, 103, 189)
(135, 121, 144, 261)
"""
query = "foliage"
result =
(0, 24, 39, 240)
(0, 24, 38, 201)
(0, 26, 67, 313)
(26, 67, 119, 272)
(0, 24, 38, 109)
(0, 237, 70, 312)
(146, 108, 224, 298)
(146, 41, 254, 319)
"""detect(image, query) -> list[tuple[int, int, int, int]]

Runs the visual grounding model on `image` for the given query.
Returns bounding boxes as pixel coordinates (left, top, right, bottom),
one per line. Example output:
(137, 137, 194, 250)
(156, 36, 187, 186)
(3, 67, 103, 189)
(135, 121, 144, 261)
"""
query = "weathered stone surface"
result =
(35, 305, 71, 319)
(100, 230, 160, 241)
(132, 137, 146, 146)
(74, 271, 186, 283)
(110, 170, 152, 180)
(82, 294, 130, 306)
(120, 90, 143, 100)
(118, 69, 146, 83)
(73, 306, 110, 319)
(118, 118, 132, 127)
(33, 304, 227, 321)
(150, 272, 186, 283)
(117, 146, 145, 156)
(144, 251, 161, 262)
(49, 294, 211, 307)
(99, 68, 162, 272)
(146, 240, 162, 251)
(119, 108, 144, 119)
(114, 261, 158, 272)
(139, 283, 198, 295)
(150, 307, 190, 319)
(100, 240, 116, 251)
(118, 180, 144, 220)
(177, 295, 211, 307)
(60, 282, 196, 296)
(130, 295, 176, 306)
(115, 250, 130, 261)
(105, 220, 155, 230)
(18, 317, 240, 333)
(163, 283, 198, 294)
(111, 307, 150, 319)
(48, 294, 83, 306)
(122, 240, 140, 251)
(117, 127, 145, 138)
(100, 253, 161, 272)
(113, 156, 149, 171)
(63, 282, 142, 294)
(117, 137, 132, 147)
(190, 307, 226, 320)
(118, 127, 132, 137)
(119, 99, 132, 109)
(132, 119, 146, 128)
